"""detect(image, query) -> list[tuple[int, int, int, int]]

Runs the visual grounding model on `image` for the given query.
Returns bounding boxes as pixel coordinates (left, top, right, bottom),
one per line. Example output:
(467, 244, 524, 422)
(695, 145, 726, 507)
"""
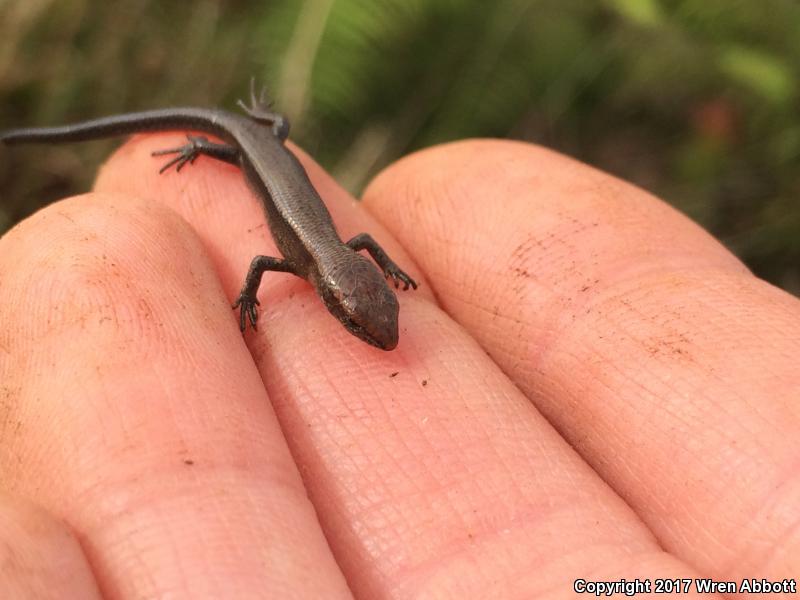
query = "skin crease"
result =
(0, 134, 795, 598)
(0, 493, 102, 598)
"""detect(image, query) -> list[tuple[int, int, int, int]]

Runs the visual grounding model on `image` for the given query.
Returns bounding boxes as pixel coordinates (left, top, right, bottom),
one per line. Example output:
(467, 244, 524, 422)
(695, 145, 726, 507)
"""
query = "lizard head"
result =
(316, 254, 400, 351)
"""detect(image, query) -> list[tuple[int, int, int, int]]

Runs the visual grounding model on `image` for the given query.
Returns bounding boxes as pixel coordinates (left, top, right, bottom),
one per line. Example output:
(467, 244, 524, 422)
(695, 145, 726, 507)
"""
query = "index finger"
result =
(0, 145, 353, 597)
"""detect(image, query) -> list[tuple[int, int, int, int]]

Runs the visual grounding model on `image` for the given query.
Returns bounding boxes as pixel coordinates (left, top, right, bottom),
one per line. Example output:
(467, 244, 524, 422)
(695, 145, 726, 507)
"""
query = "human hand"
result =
(0, 136, 796, 598)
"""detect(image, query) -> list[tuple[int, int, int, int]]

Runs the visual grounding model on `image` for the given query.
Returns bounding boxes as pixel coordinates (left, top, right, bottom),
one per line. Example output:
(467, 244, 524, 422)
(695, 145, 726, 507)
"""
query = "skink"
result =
(0, 82, 417, 350)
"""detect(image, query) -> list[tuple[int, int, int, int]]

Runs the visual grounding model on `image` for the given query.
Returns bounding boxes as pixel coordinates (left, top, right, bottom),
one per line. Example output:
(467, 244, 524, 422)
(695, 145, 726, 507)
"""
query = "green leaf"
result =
(606, 0, 664, 27)
(718, 45, 794, 104)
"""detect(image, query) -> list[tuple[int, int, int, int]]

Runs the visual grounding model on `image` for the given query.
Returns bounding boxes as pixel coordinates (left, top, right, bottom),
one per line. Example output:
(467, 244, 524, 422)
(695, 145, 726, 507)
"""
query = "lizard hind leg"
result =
(152, 135, 239, 173)
(240, 77, 275, 112)
(237, 78, 290, 141)
(245, 76, 273, 109)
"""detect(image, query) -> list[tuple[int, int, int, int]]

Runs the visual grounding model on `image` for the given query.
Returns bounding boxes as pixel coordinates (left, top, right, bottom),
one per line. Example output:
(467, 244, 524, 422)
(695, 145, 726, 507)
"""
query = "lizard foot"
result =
(232, 293, 260, 331)
(383, 264, 418, 291)
(152, 135, 208, 173)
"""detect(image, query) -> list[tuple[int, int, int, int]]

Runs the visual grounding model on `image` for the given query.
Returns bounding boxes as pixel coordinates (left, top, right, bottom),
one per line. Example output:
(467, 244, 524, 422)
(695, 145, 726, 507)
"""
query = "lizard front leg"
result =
(233, 256, 298, 331)
(346, 233, 418, 291)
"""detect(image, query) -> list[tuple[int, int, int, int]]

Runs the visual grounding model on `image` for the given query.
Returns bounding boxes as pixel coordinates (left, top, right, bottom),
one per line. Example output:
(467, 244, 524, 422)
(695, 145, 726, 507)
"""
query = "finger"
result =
(0, 493, 102, 599)
(0, 195, 351, 598)
(257, 296, 717, 597)
(94, 137, 715, 596)
(363, 140, 800, 581)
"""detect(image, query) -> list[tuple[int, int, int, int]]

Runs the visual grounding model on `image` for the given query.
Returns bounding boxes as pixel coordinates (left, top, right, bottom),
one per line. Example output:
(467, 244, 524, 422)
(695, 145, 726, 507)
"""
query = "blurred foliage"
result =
(0, 0, 798, 294)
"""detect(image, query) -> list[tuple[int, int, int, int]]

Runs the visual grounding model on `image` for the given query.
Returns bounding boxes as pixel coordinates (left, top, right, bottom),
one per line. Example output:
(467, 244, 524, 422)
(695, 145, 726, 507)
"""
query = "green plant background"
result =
(1, 0, 798, 295)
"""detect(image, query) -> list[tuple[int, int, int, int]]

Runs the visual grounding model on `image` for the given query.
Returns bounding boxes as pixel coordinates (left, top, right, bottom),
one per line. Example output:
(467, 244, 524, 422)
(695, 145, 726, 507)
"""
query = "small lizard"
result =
(0, 81, 417, 350)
